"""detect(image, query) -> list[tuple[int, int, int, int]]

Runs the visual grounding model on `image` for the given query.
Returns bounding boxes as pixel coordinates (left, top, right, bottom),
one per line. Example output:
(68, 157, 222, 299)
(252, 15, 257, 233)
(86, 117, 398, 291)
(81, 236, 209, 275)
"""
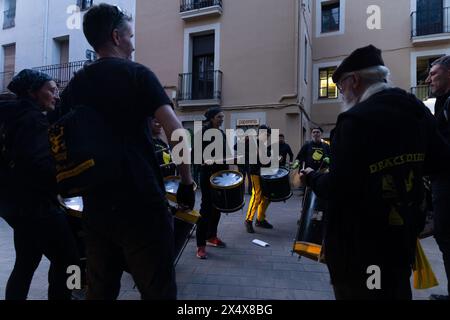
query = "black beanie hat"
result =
(332, 45, 385, 84)
(258, 124, 272, 135)
(205, 107, 223, 121)
(8, 69, 53, 98)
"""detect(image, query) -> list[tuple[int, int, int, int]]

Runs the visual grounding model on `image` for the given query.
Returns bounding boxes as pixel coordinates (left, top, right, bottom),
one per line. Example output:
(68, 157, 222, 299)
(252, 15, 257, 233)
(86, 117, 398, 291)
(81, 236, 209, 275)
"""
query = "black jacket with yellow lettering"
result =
(306, 88, 450, 287)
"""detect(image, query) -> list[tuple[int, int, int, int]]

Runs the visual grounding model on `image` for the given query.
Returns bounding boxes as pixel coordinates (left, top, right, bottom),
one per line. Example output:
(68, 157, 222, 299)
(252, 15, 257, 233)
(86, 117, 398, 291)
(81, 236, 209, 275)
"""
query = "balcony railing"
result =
(3, 8, 16, 29)
(411, 7, 450, 37)
(0, 71, 15, 93)
(33, 60, 87, 91)
(411, 85, 431, 101)
(178, 70, 222, 103)
(180, 0, 222, 12)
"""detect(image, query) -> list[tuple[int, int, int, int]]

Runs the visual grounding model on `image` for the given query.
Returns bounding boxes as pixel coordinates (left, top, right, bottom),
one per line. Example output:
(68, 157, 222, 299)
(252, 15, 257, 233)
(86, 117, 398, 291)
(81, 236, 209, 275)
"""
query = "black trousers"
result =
(83, 194, 177, 300)
(432, 176, 450, 296)
(197, 168, 222, 247)
(5, 207, 80, 300)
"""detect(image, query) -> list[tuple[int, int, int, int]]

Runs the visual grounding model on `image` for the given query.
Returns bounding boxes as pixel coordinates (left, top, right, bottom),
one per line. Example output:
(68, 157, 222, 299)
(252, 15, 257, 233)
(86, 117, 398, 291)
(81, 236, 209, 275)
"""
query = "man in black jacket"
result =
(426, 55, 450, 300)
(301, 45, 450, 300)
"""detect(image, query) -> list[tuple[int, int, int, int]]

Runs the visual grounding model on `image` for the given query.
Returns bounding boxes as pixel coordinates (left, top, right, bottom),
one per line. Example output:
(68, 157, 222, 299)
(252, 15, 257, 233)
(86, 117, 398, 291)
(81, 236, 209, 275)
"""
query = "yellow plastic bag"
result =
(413, 239, 439, 289)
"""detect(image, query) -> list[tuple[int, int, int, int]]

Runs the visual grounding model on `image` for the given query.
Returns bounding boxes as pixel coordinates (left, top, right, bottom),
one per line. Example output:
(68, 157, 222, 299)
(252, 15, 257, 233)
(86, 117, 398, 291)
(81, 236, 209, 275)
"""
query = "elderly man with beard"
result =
(301, 45, 450, 300)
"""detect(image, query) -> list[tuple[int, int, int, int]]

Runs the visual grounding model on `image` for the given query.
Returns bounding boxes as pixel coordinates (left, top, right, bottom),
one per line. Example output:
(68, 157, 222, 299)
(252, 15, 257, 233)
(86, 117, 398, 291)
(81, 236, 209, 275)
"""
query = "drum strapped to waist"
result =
(260, 167, 293, 202)
(164, 176, 200, 265)
(210, 170, 245, 213)
(293, 187, 326, 263)
(59, 196, 86, 262)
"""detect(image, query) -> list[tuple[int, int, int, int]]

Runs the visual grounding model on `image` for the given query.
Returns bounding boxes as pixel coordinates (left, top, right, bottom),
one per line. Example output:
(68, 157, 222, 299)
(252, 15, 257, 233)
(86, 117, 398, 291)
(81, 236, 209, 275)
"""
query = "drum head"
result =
(63, 197, 84, 212)
(261, 167, 289, 179)
(211, 171, 243, 189)
(164, 176, 180, 195)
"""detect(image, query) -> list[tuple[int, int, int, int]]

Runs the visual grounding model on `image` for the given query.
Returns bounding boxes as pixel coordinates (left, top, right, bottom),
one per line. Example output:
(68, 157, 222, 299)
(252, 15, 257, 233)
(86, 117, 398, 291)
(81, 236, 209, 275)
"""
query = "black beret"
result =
(204, 107, 223, 121)
(8, 69, 53, 98)
(332, 45, 385, 84)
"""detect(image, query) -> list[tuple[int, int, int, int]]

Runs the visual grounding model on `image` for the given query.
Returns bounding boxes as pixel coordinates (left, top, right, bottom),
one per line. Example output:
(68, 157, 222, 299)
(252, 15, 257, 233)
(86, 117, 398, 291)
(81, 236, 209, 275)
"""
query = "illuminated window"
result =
(319, 67, 337, 99)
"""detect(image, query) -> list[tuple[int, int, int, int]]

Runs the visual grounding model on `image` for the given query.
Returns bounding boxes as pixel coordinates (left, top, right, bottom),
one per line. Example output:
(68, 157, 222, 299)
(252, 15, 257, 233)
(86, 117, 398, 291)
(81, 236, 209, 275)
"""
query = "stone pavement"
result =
(0, 190, 448, 300)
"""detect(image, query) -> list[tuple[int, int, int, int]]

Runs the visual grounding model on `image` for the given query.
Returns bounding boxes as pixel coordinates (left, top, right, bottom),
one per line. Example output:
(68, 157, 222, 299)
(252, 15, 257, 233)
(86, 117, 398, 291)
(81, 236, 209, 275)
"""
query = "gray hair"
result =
(355, 65, 391, 86)
(431, 56, 450, 70)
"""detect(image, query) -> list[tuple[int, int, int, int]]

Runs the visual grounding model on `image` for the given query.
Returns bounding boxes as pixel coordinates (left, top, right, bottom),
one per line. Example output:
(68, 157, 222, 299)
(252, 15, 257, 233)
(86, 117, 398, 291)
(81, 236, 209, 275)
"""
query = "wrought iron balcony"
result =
(411, 7, 450, 38)
(3, 7, 16, 29)
(180, 0, 222, 12)
(180, 0, 223, 20)
(411, 85, 431, 101)
(178, 70, 222, 105)
(32, 60, 87, 91)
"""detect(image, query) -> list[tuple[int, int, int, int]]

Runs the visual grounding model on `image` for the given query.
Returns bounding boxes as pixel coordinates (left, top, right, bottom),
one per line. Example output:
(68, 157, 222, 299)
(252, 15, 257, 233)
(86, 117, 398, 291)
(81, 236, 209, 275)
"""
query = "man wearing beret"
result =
(301, 45, 450, 299)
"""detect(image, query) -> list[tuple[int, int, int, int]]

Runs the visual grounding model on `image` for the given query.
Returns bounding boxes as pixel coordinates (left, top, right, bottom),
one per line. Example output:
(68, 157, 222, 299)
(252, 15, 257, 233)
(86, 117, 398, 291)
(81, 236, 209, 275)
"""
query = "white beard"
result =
(341, 99, 356, 112)
(341, 92, 358, 112)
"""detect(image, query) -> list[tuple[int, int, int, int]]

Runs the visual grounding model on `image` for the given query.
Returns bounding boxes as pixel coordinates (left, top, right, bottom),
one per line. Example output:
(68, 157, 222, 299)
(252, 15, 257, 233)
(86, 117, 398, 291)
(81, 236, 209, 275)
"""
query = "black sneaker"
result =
(245, 220, 255, 233)
(256, 220, 273, 229)
(429, 294, 449, 300)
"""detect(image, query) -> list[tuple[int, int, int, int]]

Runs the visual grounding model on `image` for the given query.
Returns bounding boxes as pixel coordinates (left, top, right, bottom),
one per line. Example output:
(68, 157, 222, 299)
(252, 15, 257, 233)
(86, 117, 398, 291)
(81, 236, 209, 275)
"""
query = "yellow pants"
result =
(245, 175, 270, 222)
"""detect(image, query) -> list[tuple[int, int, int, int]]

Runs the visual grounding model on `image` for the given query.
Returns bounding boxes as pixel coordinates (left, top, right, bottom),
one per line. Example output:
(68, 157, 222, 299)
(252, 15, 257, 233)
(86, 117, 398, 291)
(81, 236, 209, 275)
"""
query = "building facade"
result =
(135, 0, 313, 157)
(0, 0, 136, 91)
(311, 0, 450, 136)
(136, 0, 450, 145)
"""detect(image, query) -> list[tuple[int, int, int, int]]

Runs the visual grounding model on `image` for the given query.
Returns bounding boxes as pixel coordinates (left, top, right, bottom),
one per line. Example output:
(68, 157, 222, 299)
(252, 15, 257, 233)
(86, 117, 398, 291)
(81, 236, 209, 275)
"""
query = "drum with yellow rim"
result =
(293, 187, 326, 263)
(163, 176, 200, 265)
(210, 170, 245, 213)
(260, 167, 293, 202)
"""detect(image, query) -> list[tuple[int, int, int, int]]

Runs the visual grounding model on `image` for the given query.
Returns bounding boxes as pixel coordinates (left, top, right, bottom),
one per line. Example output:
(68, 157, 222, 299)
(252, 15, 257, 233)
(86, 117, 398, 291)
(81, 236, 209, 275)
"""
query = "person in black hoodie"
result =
(301, 45, 450, 300)
(0, 69, 79, 300)
(425, 55, 450, 300)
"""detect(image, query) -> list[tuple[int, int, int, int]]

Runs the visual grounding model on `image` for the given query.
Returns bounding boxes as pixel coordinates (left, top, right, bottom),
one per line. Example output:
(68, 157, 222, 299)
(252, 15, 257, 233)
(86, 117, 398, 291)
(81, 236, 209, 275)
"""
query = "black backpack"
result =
(0, 101, 21, 222)
(48, 105, 124, 197)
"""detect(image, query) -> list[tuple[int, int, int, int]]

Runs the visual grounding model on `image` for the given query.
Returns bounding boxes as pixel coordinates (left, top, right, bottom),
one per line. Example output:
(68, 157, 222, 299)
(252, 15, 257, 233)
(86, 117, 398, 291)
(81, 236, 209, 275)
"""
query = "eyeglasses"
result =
(337, 74, 354, 93)
(112, 5, 126, 30)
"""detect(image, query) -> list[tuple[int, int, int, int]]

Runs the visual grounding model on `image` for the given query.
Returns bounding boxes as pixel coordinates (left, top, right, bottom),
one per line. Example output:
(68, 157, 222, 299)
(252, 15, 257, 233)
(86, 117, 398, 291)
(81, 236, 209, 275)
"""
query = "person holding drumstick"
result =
(300, 45, 450, 300)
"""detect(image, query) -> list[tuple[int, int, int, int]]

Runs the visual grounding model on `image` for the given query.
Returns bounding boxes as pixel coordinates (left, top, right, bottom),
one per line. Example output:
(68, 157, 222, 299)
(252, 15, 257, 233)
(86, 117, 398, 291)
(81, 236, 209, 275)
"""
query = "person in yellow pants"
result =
(244, 125, 273, 233)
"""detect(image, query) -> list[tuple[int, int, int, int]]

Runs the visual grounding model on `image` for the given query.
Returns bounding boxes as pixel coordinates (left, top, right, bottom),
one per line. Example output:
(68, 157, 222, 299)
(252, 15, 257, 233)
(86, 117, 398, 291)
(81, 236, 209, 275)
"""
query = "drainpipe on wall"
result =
(279, 0, 300, 106)
(42, 0, 50, 66)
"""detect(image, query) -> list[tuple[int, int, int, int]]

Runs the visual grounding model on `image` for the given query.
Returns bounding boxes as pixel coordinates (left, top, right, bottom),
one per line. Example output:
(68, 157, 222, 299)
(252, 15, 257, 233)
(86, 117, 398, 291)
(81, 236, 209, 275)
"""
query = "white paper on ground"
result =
(252, 239, 270, 247)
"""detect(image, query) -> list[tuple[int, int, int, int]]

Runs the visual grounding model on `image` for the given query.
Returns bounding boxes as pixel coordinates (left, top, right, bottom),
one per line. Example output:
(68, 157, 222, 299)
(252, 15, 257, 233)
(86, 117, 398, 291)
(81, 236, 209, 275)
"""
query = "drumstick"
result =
(160, 162, 175, 168)
(155, 147, 170, 154)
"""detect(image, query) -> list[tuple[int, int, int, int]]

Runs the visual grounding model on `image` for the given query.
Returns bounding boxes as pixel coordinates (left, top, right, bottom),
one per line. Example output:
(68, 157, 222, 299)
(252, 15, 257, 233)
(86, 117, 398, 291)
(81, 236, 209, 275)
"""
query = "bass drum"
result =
(210, 170, 245, 213)
(260, 167, 293, 202)
(293, 188, 327, 262)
